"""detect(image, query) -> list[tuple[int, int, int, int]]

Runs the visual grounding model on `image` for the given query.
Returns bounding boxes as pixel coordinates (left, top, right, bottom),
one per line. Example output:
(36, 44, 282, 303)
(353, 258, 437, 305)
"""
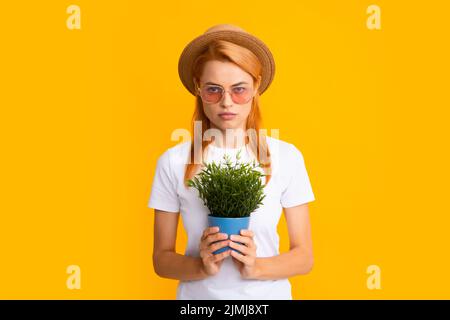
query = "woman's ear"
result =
(193, 78, 200, 92)
(254, 75, 262, 94)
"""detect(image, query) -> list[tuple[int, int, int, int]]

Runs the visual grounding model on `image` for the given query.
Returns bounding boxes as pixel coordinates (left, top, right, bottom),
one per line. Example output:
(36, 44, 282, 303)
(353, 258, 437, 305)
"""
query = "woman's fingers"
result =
(208, 239, 230, 254)
(203, 243, 230, 264)
(200, 233, 228, 251)
(200, 239, 229, 257)
(207, 233, 229, 245)
(201, 228, 256, 260)
(199, 226, 227, 250)
(199, 227, 232, 276)
(230, 249, 252, 265)
(201, 226, 219, 240)
(240, 229, 254, 238)
(229, 241, 253, 256)
(212, 249, 231, 262)
(229, 234, 254, 248)
(199, 228, 258, 275)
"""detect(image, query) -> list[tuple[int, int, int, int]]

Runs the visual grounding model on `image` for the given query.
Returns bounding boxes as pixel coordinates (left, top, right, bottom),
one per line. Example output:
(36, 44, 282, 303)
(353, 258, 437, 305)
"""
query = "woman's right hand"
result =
(199, 226, 231, 276)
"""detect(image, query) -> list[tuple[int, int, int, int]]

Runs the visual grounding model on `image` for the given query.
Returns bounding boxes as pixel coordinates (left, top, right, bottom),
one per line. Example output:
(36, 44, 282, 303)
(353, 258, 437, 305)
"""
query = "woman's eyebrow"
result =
(204, 81, 249, 87)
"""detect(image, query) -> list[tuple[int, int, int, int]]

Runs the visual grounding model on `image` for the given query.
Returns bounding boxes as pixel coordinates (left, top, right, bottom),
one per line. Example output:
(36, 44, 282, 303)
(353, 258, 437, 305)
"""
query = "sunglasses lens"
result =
(231, 87, 252, 104)
(201, 86, 222, 103)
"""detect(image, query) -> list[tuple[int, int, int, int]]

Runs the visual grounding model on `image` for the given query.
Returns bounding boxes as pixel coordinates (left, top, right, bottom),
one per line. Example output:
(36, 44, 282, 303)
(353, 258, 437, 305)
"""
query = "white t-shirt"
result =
(148, 136, 315, 300)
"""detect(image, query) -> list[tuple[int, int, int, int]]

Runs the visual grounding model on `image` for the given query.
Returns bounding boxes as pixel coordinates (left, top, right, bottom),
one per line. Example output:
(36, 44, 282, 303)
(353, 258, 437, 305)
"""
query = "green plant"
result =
(187, 150, 267, 218)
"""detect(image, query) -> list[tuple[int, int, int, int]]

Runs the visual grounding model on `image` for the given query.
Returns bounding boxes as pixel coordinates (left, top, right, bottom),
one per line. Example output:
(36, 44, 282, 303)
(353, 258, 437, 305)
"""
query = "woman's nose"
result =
(221, 90, 233, 107)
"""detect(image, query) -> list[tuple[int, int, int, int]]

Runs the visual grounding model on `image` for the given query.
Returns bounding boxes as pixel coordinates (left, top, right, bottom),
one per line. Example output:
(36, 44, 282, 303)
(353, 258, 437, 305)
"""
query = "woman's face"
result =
(198, 60, 257, 132)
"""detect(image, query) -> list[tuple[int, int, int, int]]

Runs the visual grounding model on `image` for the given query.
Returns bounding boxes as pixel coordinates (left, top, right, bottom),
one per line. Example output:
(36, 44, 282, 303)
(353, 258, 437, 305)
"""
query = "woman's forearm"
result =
(254, 247, 314, 280)
(153, 251, 208, 281)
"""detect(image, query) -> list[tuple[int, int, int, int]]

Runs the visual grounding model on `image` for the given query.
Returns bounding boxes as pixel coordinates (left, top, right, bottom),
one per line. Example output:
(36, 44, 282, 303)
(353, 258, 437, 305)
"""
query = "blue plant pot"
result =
(208, 216, 250, 255)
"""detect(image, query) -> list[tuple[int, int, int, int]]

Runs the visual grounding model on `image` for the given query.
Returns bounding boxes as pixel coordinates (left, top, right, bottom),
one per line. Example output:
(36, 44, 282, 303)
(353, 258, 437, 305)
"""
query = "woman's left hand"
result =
(229, 229, 259, 279)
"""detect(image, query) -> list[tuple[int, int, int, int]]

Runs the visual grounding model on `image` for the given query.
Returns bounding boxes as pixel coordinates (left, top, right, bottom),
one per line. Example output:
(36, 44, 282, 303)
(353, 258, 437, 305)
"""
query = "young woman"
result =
(148, 24, 316, 299)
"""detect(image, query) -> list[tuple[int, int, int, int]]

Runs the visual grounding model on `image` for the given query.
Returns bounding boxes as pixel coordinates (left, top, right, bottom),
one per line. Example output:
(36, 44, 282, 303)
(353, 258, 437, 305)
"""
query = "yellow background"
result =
(1, 1, 449, 299)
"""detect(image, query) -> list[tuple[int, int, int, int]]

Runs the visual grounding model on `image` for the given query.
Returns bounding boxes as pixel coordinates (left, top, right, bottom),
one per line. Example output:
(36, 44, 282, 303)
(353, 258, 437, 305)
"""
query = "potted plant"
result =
(187, 150, 266, 254)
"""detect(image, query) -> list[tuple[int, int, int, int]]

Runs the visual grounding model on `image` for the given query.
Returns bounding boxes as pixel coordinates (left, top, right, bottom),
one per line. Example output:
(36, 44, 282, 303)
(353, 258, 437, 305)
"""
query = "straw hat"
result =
(178, 24, 275, 96)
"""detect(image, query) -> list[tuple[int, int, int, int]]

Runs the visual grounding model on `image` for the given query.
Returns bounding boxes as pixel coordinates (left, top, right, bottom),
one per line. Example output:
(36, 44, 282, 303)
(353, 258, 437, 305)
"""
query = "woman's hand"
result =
(229, 229, 259, 279)
(199, 226, 231, 276)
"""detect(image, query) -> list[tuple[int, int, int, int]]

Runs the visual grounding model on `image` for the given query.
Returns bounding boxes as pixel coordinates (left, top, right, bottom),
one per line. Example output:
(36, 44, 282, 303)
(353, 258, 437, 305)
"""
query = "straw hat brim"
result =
(178, 30, 275, 96)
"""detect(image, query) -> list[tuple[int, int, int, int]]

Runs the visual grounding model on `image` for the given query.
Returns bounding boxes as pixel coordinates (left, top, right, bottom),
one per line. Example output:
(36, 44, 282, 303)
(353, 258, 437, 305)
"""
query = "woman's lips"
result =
(219, 113, 237, 120)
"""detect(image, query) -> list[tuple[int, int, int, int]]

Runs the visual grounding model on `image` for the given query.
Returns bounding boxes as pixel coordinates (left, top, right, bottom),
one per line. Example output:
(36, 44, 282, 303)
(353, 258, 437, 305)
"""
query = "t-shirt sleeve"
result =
(280, 144, 316, 208)
(147, 150, 180, 213)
